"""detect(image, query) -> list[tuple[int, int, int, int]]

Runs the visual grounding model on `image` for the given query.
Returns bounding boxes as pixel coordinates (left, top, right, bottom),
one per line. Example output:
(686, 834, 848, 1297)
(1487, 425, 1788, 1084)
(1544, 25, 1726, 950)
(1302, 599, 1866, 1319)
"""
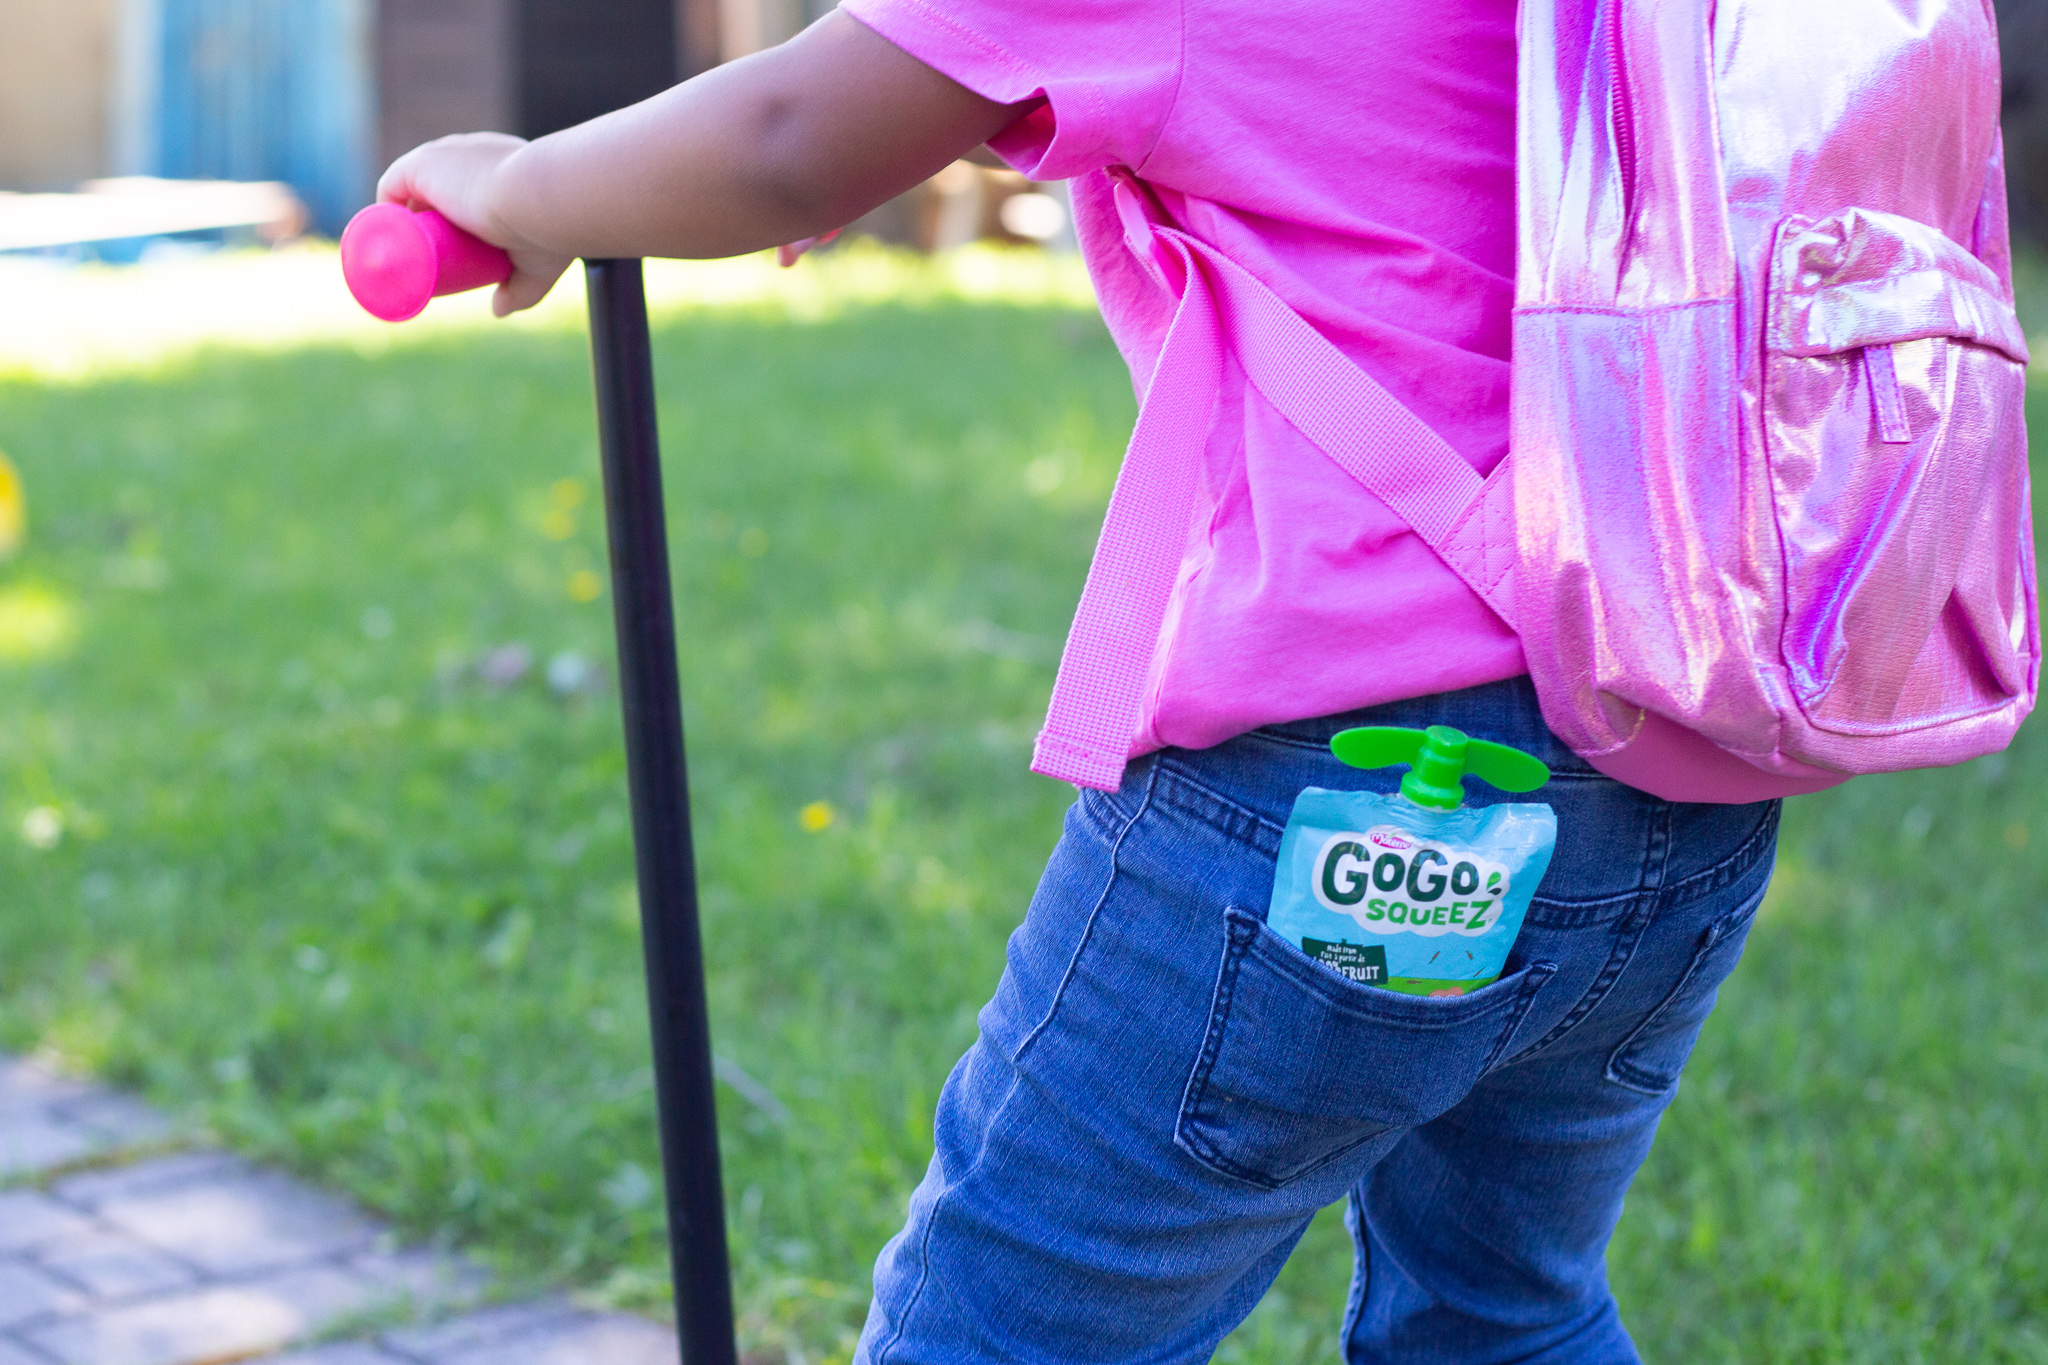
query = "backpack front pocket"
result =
(1764, 209, 2032, 739)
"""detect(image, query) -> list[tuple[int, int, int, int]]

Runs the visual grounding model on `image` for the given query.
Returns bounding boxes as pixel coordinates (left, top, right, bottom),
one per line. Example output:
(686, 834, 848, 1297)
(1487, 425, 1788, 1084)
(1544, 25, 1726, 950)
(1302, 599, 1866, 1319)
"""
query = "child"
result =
(381, 5, 1779, 1359)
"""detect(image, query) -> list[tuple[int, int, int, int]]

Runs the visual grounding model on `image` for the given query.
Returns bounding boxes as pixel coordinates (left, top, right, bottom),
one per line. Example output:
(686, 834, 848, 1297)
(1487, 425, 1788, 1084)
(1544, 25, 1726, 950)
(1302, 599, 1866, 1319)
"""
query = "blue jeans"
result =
(857, 678, 1778, 1363)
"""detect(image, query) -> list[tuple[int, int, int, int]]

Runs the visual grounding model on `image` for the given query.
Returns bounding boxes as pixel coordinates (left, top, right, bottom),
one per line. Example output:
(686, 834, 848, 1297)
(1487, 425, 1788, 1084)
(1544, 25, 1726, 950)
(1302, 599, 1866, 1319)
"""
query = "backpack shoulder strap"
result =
(1192, 236, 1518, 623)
(1031, 173, 1515, 791)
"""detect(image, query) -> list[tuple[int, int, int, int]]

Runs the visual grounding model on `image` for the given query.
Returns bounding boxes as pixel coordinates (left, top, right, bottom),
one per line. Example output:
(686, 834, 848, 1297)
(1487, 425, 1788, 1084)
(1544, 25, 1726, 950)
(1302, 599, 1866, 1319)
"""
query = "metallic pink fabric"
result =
(1510, 0, 2037, 800)
(1036, 0, 2035, 799)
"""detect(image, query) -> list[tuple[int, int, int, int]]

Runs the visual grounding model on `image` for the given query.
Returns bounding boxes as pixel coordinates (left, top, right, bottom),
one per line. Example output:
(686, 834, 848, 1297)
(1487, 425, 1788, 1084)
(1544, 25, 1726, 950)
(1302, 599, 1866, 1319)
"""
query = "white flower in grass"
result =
(546, 651, 596, 695)
(20, 806, 61, 850)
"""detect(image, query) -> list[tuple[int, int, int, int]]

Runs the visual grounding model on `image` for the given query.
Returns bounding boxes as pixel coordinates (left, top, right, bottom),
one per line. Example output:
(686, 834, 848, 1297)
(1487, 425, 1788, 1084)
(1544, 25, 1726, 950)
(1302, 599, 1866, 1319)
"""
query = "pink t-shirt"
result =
(840, 0, 1527, 753)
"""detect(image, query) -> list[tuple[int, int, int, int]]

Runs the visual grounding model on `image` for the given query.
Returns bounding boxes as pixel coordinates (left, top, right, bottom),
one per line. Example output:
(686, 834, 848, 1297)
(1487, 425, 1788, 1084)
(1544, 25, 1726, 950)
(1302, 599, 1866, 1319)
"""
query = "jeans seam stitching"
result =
(1506, 892, 1657, 1064)
(873, 1064, 1033, 1361)
(1073, 791, 1114, 843)
(878, 773, 1158, 1360)
(1526, 803, 1778, 920)
(1245, 1129, 1382, 1188)
(873, 1191, 940, 1362)
(1074, 783, 1133, 843)
(1643, 798, 1675, 890)
(1607, 1057, 1679, 1094)
(1152, 762, 1288, 840)
(1506, 802, 1670, 1062)
(1015, 764, 1157, 1065)
(1604, 933, 1716, 1093)
(1340, 1194, 1370, 1350)
(1661, 801, 1782, 906)
(1176, 915, 1273, 1187)
(1479, 962, 1560, 1071)
(1605, 881, 1768, 1091)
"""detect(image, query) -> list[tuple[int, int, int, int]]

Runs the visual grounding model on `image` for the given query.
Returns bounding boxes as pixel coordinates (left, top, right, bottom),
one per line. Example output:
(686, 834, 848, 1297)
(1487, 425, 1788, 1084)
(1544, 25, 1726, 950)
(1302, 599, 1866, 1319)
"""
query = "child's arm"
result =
(377, 10, 1028, 315)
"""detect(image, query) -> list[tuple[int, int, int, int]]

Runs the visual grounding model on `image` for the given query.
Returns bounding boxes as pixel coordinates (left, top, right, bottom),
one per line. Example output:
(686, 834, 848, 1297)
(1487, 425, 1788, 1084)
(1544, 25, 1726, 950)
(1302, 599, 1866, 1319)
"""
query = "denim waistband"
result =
(1110, 675, 1778, 917)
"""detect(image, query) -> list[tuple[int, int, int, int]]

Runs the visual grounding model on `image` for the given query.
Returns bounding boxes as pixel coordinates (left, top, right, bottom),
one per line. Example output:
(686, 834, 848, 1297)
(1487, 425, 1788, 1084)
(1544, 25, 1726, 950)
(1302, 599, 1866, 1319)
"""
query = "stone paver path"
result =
(0, 1055, 678, 1364)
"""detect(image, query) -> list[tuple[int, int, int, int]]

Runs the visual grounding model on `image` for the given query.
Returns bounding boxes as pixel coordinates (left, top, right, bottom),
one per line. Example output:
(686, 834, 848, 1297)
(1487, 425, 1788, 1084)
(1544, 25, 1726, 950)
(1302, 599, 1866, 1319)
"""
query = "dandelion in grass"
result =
(569, 569, 603, 602)
(0, 584, 77, 662)
(800, 801, 836, 833)
(0, 451, 23, 556)
(542, 478, 585, 540)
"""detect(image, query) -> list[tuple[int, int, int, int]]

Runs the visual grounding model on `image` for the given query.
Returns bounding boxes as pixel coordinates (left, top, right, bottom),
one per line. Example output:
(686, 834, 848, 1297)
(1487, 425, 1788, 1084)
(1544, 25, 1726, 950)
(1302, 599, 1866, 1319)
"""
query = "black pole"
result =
(584, 257, 739, 1365)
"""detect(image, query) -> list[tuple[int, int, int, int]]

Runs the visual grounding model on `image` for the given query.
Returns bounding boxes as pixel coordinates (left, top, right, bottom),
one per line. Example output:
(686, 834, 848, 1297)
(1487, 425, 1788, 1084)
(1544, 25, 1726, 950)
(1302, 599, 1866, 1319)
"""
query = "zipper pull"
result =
(1864, 342, 1913, 444)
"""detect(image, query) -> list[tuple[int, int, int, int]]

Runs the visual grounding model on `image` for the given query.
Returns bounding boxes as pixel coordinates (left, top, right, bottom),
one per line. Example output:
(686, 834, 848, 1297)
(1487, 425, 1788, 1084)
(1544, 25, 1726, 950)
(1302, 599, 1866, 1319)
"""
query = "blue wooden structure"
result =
(151, 0, 373, 236)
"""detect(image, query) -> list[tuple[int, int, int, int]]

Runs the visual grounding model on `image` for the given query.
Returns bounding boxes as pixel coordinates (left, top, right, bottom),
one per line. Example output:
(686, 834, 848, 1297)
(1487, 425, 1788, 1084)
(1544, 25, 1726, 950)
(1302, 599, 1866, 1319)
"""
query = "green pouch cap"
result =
(1330, 724, 1550, 810)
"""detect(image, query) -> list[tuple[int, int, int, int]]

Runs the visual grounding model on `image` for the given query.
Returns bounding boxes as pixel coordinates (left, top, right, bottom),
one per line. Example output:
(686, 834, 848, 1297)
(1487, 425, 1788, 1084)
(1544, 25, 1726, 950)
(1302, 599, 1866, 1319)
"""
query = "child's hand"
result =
(377, 133, 576, 317)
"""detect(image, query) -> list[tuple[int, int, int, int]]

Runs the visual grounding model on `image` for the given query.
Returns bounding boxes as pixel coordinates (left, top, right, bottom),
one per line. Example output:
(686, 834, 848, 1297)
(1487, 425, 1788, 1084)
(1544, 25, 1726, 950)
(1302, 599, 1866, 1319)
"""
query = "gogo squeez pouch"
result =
(1268, 725, 1557, 997)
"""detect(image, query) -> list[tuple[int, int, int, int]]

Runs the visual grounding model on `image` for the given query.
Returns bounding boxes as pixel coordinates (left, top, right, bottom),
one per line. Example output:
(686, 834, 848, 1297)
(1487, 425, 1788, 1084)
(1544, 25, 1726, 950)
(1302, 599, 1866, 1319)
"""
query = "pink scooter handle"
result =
(340, 203, 513, 322)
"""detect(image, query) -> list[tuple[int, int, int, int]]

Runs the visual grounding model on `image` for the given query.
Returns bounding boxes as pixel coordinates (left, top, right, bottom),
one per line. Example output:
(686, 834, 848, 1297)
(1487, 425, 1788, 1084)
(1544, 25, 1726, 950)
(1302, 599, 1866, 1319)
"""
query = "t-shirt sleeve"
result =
(836, 0, 1182, 180)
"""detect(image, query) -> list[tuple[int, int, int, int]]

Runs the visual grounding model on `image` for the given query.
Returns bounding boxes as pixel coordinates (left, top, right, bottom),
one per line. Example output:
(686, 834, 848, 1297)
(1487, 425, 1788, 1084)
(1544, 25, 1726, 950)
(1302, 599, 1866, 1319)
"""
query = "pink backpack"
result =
(1031, 0, 2037, 802)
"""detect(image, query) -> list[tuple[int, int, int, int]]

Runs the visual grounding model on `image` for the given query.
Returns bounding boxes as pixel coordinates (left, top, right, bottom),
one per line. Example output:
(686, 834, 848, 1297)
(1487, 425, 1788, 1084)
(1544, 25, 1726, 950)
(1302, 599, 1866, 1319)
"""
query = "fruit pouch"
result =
(1266, 727, 1557, 996)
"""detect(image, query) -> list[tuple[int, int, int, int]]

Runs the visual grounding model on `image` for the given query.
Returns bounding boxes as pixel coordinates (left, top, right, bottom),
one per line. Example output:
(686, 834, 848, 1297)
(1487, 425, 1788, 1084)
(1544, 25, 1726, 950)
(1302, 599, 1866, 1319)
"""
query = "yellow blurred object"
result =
(568, 569, 603, 602)
(0, 583, 77, 661)
(0, 452, 23, 555)
(799, 801, 836, 832)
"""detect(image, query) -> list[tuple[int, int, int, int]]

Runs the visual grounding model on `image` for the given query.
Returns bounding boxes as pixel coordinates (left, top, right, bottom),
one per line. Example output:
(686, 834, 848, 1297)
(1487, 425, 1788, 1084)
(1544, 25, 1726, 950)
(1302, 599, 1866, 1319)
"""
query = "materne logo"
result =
(1311, 826, 1510, 937)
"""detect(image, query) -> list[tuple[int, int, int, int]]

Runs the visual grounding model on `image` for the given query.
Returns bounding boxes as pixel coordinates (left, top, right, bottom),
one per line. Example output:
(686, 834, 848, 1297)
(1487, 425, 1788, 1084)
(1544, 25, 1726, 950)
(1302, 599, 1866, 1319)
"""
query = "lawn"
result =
(1, 244, 2044, 1363)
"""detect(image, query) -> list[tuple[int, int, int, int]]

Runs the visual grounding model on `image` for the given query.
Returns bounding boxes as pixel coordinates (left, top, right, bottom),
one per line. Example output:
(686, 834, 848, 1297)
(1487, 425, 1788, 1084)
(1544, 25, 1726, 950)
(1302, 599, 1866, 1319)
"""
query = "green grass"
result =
(1, 246, 2045, 1362)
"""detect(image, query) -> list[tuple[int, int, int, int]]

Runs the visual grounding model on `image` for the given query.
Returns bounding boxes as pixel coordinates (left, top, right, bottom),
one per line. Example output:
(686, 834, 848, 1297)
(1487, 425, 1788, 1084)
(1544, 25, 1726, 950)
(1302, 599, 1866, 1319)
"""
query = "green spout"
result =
(1329, 724, 1550, 811)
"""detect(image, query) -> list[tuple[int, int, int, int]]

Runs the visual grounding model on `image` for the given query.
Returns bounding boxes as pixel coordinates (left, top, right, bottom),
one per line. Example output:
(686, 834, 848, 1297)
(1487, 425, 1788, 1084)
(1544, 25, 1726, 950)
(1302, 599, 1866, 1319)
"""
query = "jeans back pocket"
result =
(1605, 884, 1768, 1095)
(1176, 908, 1556, 1190)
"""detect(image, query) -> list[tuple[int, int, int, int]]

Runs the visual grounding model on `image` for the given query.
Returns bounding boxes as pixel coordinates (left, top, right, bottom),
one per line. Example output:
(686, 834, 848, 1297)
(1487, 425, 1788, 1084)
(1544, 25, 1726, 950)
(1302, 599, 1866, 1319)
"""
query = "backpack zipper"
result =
(1609, 0, 1638, 241)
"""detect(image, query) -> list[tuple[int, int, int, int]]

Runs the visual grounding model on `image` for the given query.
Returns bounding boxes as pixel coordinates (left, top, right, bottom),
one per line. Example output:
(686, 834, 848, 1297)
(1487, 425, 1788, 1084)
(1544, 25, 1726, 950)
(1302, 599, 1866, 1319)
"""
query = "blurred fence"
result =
(151, 0, 373, 236)
(23, 2, 2046, 251)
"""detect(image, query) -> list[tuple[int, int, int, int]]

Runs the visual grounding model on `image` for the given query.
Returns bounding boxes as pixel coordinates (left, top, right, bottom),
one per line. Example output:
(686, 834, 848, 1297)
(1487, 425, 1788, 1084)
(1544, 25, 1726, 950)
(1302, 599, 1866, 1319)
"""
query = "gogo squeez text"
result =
(1315, 826, 1512, 937)
(1271, 792, 1555, 995)
(1267, 726, 1557, 997)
